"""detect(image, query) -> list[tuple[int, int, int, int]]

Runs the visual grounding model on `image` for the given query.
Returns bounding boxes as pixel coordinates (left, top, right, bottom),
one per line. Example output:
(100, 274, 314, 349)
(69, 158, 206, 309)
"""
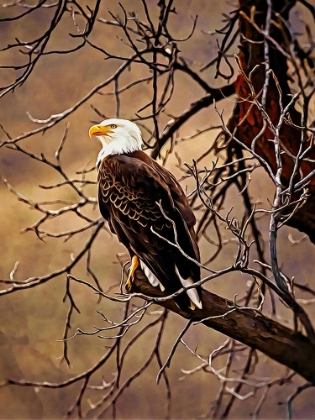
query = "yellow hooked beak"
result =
(89, 125, 113, 138)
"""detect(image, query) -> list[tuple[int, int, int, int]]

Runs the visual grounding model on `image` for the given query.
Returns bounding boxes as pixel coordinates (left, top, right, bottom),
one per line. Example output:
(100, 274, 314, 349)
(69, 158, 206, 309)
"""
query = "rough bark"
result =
(232, 0, 315, 242)
(133, 271, 315, 384)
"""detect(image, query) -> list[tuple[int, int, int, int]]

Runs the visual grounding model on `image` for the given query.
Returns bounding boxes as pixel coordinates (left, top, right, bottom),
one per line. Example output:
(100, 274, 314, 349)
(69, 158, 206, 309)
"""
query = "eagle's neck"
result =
(96, 137, 142, 168)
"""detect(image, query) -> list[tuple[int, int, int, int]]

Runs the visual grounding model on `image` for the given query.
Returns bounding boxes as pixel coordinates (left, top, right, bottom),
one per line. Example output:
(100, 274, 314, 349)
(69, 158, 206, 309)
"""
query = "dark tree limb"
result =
(229, 0, 315, 243)
(132, 271, 315, 384)
(151, 83, 235, 159)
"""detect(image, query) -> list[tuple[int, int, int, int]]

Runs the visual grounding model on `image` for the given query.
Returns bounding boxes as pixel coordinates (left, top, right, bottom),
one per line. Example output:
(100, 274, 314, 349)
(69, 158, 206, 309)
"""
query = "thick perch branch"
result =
(132, 271, 315, 384)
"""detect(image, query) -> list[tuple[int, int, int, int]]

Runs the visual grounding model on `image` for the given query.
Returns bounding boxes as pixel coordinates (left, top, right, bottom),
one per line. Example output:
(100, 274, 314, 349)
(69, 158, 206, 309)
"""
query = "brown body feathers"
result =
(98, 150, 201, 309)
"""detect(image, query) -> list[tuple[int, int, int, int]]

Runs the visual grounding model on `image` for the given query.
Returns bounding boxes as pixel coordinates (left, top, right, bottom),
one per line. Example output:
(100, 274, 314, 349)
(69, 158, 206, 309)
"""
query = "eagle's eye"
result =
(110, 124, 117, 129)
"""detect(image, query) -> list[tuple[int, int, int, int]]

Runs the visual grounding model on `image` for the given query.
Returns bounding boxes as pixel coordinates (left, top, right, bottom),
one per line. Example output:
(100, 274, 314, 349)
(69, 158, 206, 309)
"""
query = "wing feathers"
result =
(98, 150, 202, 309)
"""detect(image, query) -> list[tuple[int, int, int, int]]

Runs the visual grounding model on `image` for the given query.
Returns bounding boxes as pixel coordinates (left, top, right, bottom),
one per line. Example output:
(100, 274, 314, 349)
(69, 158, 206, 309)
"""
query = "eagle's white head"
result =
(89, 118, 143, 166)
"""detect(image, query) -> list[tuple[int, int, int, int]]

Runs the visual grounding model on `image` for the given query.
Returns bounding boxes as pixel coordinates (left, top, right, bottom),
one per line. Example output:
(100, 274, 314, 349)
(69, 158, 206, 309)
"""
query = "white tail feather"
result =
(140, 260, 165, 292)
(175, 266, 202, 309)
(139, 259, 202, 309)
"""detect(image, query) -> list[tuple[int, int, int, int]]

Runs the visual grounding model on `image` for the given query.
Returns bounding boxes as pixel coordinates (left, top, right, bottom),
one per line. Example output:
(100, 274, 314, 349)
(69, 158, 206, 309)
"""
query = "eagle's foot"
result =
(125, 255, 139, 292)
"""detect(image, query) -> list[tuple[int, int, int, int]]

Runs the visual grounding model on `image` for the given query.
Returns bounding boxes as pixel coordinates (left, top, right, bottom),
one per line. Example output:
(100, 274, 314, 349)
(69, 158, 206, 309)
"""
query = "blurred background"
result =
(0, 0, 315, 418)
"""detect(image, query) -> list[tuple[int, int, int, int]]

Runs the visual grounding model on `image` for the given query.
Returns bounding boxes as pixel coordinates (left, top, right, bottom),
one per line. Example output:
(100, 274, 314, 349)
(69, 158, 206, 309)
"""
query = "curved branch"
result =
(151, 83, 235, 159)
(132, 271, 315, 384)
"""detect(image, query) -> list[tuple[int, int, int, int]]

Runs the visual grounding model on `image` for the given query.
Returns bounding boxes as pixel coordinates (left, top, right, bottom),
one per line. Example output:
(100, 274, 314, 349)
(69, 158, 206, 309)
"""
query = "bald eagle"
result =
(89, 118, 202, 310)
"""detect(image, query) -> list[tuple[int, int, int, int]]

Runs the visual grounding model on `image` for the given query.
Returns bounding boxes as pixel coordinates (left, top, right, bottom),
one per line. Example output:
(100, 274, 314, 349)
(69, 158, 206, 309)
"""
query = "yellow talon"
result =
(125, 255, 139, 291)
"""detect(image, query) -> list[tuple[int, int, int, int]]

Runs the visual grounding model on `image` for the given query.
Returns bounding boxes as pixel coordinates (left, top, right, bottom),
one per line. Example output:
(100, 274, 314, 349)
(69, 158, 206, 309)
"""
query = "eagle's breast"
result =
(98, 155, 163, 228)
